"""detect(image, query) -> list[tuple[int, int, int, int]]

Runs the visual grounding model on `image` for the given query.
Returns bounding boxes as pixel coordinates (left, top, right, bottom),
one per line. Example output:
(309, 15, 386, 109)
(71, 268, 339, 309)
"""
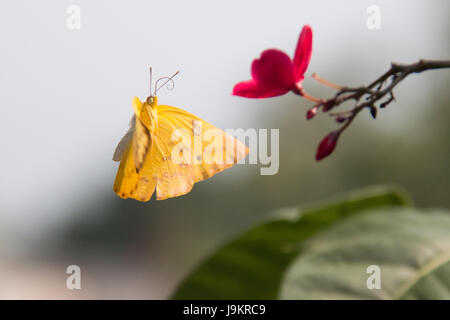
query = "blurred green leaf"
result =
(400, 261, 450, 299)
(172, 186, 409, 299)
(280, 208, 450, 299)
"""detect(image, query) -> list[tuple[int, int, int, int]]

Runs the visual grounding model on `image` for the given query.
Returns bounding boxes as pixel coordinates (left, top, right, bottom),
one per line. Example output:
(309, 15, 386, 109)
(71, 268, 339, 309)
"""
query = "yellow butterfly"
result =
(112, 70, 249, 201)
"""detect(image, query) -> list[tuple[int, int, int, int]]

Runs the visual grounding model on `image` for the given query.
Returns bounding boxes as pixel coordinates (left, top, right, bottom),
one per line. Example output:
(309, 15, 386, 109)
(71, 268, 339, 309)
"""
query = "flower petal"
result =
(293, 25, 313, 83)
(232, 80, 290, 98)
(251, 49, 294, 89)
(233, 49, 294, 98)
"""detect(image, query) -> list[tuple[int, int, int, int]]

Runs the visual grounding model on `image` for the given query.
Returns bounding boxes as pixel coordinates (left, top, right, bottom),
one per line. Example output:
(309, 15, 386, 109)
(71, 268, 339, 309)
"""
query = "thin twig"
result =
(311, 59, 450, 137)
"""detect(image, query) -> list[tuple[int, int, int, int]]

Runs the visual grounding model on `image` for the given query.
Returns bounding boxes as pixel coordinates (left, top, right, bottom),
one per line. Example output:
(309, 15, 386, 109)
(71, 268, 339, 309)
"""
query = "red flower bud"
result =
(336, 115, 347, 123)
(306, 106, 318, 120)
(316, 131, 340, 161)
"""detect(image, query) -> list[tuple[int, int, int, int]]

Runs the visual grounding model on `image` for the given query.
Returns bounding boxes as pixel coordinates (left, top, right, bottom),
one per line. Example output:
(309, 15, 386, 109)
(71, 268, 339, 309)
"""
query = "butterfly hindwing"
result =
(112, 120, 134, 162)
(133, 116, 151, 172)
(113, 114, 156, 201)
(113, 132, 139, 199)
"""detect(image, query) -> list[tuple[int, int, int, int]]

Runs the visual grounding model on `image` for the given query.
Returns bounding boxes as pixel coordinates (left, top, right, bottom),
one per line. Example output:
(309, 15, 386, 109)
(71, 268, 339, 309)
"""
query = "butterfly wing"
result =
(113, 126, 158, 201)
(132, 115, 151, 172)
(153, 104, 249, 200)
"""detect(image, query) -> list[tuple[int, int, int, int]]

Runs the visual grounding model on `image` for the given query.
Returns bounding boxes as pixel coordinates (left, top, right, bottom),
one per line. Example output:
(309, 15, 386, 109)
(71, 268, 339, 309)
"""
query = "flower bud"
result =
(336, 115, 347, 123)
(316, 131, 340, 161)
(369, 106, 377, 119)
(306, 106, 318, 120)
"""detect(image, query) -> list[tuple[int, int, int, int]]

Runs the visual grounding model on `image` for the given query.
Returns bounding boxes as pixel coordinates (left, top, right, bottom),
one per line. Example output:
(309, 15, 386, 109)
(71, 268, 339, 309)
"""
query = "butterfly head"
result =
(146, 95, 157, 106)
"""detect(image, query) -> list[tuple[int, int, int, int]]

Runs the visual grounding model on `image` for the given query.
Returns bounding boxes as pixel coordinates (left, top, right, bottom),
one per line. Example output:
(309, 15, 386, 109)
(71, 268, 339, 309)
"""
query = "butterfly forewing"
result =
(132, 116, 151, 172)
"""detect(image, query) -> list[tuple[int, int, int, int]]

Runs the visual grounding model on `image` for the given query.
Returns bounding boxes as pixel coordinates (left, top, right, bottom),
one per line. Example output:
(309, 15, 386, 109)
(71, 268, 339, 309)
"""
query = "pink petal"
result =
(251, 49, 294, 88)
(293, 25, 313, 84)
(233, 80, 290, 98)
(233, 49, 294, 98)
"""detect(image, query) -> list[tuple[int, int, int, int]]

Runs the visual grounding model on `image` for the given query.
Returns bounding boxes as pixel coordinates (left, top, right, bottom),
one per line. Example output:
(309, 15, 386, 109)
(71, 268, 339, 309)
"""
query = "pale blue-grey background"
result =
(0, 0, 448, 298)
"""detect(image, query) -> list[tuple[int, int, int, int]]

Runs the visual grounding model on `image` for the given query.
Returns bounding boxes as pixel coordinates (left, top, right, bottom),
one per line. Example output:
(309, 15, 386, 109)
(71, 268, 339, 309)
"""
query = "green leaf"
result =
(172, 186, 409, 299)
(400, 261, 450, 299)
(280, 208, 450, 299)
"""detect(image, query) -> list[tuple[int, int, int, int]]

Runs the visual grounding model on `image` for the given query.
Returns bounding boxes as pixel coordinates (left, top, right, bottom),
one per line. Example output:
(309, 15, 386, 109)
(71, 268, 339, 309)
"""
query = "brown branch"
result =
(309, 59, 450, 160)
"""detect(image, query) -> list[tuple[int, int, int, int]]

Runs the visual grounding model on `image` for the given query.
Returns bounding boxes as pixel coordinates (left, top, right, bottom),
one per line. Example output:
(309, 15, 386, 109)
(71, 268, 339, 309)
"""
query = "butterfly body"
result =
(113, 96, 248, 201)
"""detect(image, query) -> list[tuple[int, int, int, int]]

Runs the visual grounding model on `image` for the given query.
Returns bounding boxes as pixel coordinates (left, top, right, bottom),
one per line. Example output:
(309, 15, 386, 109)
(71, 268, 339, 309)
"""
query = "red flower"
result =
(233, 25, 313, 98)
(316, 131, 340, 161)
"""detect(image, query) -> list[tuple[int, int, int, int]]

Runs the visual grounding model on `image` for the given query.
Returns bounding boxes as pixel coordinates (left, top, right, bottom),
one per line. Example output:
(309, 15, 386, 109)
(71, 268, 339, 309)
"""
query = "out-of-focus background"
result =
(0, 0, 448, 299)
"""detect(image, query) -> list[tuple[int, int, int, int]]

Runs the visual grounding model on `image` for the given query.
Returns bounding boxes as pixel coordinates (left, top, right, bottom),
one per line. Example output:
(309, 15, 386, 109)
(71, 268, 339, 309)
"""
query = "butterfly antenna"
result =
(149, 66, 154, 96)
(154, 71, 180, 96)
